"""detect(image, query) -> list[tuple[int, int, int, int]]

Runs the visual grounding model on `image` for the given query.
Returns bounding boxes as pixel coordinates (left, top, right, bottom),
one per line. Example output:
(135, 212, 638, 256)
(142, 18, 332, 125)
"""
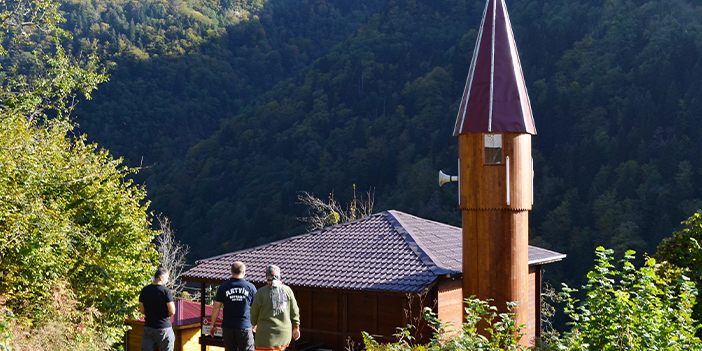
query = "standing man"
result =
(209, 261, 257, 351)
(139, 267, 176, 351)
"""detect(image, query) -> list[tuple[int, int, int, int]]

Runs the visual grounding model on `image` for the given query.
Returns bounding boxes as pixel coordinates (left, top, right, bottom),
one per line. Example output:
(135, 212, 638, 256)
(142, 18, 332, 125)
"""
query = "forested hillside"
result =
(68, 0, 702, 289)
(146, 0, 484, 254)
(66, 0, 385, 162)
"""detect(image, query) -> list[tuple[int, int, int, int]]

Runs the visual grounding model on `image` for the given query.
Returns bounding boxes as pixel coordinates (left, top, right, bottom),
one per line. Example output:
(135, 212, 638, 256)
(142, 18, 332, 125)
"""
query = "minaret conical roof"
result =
(453, 0, 536, 135)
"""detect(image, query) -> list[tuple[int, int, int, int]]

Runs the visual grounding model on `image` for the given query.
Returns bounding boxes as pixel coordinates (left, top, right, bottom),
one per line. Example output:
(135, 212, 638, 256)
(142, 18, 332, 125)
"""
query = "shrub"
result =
(547, 247, 701, 350)
(0, 280, 109, 351)
(657, 210, 702, 332)
(363, 298, 527, 351)
(363, 247, 701, 351)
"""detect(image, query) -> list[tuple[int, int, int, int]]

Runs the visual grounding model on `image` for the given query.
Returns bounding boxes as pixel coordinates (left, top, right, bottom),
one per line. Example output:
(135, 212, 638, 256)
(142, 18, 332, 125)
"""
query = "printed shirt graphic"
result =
(215, 278, 257, 329)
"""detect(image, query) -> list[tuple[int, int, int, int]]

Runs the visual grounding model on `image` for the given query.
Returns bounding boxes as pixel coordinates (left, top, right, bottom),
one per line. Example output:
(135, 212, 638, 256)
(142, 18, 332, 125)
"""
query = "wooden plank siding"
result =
(528, 265, 541, 343)
(435, 272, 540, 346)
(291, 287, 426, 350)
(457, 133, 532, 211)
(458, 132, 532, 346)
(124, 322, 143, 351)
(377, 294, 403, 337)
(461, 210, 529, 338)
(437, 279, 463, 334)
(310, 290, 339, 348)
(286, 272, 542, 350)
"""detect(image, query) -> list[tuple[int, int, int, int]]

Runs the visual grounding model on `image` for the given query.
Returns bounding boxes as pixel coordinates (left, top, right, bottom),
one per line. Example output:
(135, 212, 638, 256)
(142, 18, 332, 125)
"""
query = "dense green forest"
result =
(67, 0, 702, 293)
(64, 0, 385, 162)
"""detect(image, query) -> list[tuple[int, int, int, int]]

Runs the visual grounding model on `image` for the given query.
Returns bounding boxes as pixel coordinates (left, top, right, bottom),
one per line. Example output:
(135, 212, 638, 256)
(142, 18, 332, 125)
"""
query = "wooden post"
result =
(201, 282, 206, 351)
(534, 267, 542, 339)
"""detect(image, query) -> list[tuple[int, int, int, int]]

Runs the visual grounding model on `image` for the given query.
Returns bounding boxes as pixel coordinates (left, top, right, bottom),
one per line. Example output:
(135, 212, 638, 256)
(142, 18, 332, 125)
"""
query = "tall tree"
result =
(0, 0, 159, 344)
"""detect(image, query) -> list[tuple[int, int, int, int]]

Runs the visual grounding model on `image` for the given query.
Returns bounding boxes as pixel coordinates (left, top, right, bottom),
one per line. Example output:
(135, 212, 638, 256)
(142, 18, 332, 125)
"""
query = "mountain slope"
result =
(149, 0, 484, 257)
(68, 0, 702, 290)
(68, 0, 385, 164)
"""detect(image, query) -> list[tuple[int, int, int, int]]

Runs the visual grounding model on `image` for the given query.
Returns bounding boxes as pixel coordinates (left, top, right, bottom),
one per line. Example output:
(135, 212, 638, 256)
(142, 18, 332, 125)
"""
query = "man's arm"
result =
(167, 301, 176, 317)
(139, 302, 145, 315)
(209, 301, 222, 336)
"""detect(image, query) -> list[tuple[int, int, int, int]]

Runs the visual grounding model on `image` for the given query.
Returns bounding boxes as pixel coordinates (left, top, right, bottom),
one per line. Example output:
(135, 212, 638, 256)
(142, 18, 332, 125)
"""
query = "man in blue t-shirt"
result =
(209, 261, 257, 351)
(139, 267, 176, 351)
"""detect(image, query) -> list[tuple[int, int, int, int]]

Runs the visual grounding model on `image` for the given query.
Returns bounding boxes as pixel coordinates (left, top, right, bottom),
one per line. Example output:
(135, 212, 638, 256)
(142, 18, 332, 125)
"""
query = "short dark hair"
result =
(231, 262, 245, 274)
(154, 267, 169, 279)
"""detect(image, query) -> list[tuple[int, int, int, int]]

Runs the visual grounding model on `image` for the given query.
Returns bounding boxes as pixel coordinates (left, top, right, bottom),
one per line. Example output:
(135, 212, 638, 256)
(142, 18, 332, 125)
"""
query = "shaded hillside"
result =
(144, 0, 606, 260)
(526, 0, 702, 281)
(65, 0, 702, 291)
(68, 0, 385, 164)
(148, 0, 485, 257)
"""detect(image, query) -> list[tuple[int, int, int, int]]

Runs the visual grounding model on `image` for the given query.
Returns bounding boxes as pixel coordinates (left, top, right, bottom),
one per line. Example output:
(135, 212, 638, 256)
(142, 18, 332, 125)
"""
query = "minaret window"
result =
(484, 134, 502, 164)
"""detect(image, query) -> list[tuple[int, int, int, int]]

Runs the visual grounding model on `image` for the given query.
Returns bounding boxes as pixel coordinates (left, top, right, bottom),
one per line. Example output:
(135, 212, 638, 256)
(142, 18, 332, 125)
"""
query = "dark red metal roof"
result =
(454, 0, 536, 135)
(132, 299, 216, 326)
(182, 211, 564, 293)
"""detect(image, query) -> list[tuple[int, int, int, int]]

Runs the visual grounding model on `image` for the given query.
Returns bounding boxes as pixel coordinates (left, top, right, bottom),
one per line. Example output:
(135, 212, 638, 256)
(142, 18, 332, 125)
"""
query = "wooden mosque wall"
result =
(283, 273, 544, 349)
(527, 265, 541, 342)
(436, 278, 463, 333)
(290, 287, 434, 350)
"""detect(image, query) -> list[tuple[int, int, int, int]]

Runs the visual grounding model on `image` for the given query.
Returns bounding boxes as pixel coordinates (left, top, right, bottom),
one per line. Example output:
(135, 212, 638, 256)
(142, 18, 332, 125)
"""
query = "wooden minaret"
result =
(454, 0, 536, 343)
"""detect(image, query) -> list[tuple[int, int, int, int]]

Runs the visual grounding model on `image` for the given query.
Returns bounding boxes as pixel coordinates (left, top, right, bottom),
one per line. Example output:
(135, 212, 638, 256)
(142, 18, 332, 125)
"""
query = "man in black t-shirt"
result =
(209, 261, 257, 351)
(139, 267, 176, 351)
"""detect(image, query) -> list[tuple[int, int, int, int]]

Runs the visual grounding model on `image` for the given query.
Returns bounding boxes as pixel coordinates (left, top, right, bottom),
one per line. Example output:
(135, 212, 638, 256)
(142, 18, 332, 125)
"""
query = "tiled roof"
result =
(527, 246, 567, 265)
(182, 210, 565, 293)
(132, 299, 215, 326)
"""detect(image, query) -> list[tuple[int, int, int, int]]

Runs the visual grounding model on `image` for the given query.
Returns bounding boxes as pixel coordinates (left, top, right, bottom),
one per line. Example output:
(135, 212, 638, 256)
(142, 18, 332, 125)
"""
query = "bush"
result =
(364, 247, 701, 351)
(363, 298, 527, 351)
(0, 280, 109, 351)
(546, 247, 700, 350)
(657, 210, 702, 332)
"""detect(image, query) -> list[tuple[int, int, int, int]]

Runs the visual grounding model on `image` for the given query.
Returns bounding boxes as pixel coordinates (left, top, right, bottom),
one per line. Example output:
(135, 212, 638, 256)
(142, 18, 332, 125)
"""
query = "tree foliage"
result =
(364, 248, 701, 350)
(63, 0, 386, 164)
(142, 0, 475, 257)
(36, 0, 702, 322)
(154, 215, 190, 297)
(364, 298, 527, 351)
(657, 210, 702, 333)
(0, 0, 64, 56)
(0, 280, 110, 350)
(297, 185, 375, 230)
(0, 109, 159, 342)
(0, 0, 160, 345)
(58, 0, 702, 275)
(547, 247, 700, 350)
